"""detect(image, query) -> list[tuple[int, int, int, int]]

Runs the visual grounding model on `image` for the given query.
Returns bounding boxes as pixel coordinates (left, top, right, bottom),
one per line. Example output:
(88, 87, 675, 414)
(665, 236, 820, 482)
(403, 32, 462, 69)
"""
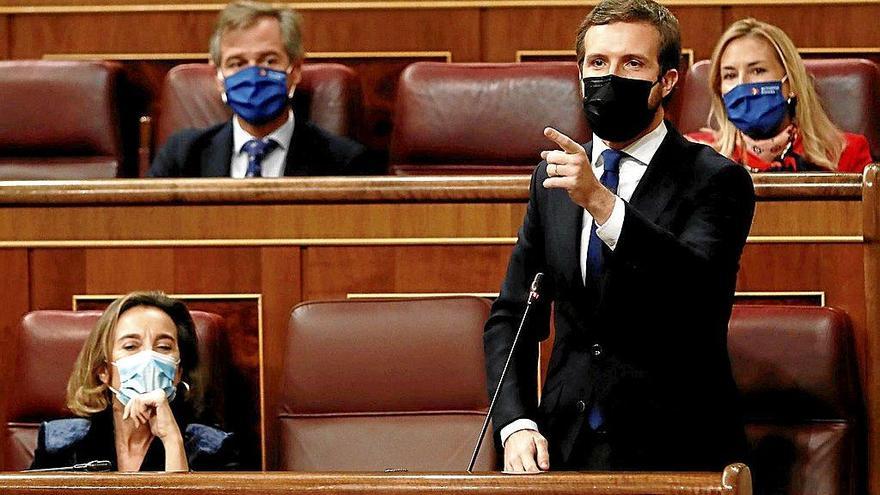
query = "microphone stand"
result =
(26, 459, 112, 472)
(467, 273, 543, 473)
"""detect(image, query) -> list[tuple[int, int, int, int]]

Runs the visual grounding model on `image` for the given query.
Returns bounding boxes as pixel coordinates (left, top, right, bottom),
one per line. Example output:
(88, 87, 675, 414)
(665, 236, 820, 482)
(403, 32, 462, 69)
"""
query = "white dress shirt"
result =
(499, 120, 668, 447)
(230, 110, 295, 178)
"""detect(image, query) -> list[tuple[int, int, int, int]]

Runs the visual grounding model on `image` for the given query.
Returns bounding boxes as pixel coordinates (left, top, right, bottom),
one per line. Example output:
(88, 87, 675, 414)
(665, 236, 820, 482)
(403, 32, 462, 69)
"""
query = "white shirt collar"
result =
(232, 109, 295, 154)
(590, 120, 668, 167)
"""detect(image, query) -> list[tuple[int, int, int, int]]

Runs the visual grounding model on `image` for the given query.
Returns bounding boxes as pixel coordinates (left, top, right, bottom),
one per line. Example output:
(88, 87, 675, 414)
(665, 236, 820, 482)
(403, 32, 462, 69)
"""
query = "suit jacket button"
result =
(576, 400, 587, 413)
(591, 343, 603, 357)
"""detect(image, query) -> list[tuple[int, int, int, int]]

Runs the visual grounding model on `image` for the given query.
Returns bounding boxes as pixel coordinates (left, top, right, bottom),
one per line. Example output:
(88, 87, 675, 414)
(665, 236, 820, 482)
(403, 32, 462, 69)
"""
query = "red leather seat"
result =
(277, 297, 496, 471)
(154, 63, 363, 151)
(1, 310, 226, 470)
(0, 61, 124, 179)
(389, 62, 589, 175)
(673, 58, 880, 160)
(729, 305, 862, 495)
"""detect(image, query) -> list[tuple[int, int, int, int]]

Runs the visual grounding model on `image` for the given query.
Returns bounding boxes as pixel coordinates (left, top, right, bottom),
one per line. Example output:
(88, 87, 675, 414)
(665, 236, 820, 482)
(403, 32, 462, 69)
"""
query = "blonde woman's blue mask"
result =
(722, 75, 791, 139)
(108, 350, 179, 405)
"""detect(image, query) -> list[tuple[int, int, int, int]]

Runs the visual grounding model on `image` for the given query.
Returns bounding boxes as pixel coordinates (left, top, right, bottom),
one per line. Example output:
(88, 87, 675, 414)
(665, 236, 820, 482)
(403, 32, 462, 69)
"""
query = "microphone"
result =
(26, 459, 112, 472)
(467, 272, 544, 473)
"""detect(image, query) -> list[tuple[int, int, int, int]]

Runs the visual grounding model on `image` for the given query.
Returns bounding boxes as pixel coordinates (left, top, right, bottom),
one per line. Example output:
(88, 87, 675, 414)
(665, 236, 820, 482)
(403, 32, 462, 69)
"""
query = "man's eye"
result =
(590, 59, 605, 67)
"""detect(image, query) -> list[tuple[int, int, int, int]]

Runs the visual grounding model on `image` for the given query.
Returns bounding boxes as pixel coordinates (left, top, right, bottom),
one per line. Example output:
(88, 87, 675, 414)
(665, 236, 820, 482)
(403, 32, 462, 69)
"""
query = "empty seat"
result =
(0, 61, 124, 179)
(154, 62, 363, 151)
(674, 58, 880, 160)
(389, 62, 589, 175)
(2, 309, 226, 470)
(277, 297, 495, 471)
(729, 305, 863, 495)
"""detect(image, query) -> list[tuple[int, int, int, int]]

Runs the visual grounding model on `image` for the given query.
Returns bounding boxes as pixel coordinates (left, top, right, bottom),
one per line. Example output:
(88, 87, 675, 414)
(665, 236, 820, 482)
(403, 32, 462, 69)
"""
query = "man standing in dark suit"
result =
(150, 1, 367, 178)
(484, 0, 755, 473)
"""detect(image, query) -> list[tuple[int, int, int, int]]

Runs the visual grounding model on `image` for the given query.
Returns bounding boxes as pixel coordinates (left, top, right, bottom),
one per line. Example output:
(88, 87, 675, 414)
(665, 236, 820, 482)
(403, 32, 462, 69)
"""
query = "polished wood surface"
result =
(862, 164, 880, 495)
(0, 465, 752, 495)
(0, 173, 860, 205)
(0, 174, 873, 482)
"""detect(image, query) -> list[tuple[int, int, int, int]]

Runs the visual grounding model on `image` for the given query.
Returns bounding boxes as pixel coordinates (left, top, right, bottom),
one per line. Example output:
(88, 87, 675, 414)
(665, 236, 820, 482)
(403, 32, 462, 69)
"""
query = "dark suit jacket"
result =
(149, 119, 368, 177)
(30, 408, 238, 471)
(484, 124, 755, 471)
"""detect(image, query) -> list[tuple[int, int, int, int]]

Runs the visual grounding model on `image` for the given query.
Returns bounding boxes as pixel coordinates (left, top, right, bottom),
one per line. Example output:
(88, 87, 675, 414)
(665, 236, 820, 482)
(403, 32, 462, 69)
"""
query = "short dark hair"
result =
(575, 0, 681, 77)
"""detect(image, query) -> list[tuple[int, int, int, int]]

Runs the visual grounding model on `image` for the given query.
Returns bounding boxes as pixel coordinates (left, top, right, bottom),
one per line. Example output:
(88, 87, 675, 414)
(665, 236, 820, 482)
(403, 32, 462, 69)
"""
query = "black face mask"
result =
(582, 74, 660, 142)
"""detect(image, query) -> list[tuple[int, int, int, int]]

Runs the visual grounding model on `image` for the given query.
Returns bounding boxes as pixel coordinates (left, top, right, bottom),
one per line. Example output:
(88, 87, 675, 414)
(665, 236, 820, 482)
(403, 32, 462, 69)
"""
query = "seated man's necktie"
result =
(243, 138, 279, 178)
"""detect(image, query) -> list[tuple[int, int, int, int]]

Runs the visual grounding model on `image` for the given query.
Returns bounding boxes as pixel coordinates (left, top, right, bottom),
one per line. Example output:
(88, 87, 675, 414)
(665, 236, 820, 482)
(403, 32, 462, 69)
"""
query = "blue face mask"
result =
(722, 76, 792, 139)
(108, 350, 179, 405)
(221, 65, 291, 125)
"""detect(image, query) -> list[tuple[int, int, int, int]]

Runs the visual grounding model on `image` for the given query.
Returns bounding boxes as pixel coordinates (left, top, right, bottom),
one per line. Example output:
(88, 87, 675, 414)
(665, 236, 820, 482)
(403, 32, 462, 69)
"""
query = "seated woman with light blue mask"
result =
(30, 292, 237, 472)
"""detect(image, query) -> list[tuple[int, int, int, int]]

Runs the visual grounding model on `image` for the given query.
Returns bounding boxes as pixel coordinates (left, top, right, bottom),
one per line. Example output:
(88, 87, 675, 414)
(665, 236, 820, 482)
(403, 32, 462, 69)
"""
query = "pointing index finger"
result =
(544, 127, 584, 154)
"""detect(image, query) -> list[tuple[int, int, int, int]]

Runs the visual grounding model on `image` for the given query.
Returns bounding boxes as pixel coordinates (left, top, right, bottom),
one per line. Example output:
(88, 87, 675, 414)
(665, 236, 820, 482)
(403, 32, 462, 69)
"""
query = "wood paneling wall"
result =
(0, 174, 874, 480)
(2, 3, 875, 61)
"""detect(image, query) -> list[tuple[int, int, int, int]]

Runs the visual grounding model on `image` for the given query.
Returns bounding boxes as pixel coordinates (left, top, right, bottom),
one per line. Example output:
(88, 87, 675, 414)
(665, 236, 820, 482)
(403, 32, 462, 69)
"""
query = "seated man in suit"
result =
(484, 0, 755, 474)
(150, 0, 368, 177)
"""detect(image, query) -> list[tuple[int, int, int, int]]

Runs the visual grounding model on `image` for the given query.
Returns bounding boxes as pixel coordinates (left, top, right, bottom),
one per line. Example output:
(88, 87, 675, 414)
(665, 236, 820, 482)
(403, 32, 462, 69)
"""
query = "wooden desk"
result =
(0, 465, 751, 495)
(0, 174, 872, 491)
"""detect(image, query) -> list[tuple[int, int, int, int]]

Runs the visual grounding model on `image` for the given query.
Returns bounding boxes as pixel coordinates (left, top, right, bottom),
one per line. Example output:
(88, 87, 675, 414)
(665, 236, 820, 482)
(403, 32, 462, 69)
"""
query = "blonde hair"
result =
(66, 292, 199, 417)
(209, 1, 304, 67)
(706, 18, 846, 170)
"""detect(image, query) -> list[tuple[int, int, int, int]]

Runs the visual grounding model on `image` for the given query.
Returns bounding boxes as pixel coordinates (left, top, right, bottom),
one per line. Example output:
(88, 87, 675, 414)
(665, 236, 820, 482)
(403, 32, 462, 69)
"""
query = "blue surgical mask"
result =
(722, 76, 792, 139)
(221, 65, 291, 125)
(108, 350, 179, 405)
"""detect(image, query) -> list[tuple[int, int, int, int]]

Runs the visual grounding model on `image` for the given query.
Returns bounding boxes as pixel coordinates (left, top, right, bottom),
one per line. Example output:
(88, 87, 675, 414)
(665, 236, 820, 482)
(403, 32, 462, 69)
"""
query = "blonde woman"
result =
(30, 292, 236, 471)
(687, 18, 871, 172)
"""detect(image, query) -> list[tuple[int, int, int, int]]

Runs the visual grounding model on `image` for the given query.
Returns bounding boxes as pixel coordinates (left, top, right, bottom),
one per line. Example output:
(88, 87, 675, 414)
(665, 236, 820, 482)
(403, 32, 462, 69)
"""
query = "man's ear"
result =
(287, 60, 303, 91)
(212, 62, 226, 101)
(660, 68, 679, 98)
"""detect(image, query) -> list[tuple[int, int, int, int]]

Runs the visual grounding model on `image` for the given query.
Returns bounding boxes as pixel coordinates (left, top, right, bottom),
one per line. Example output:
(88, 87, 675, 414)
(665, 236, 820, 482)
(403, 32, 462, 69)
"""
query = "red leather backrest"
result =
(676, 58, 880, 160)
(2, 310, 225, 471)
(277, 297, 495, 471)
(155, 63, 362, 148)
(389, 62, 589, 173)
(0, 60, 122, 178)
(729, 305, 862, 495)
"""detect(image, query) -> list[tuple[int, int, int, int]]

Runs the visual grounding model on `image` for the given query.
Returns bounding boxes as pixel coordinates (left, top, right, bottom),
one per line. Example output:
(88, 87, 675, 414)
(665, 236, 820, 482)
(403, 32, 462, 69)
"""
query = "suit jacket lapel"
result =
(201, 122, 234, 177)
(627, 125, 684, 223)
(283, 120, 307, 176)
(554, 141, 593, 291)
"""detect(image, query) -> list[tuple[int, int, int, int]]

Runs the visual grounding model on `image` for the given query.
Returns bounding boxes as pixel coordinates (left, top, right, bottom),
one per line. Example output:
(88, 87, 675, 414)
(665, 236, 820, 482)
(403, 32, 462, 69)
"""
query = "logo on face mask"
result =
(722, 77, 792, 139)
(108, 350, 179, 406)
(221, 65, 291, 125)
(582, 74, 660, 143)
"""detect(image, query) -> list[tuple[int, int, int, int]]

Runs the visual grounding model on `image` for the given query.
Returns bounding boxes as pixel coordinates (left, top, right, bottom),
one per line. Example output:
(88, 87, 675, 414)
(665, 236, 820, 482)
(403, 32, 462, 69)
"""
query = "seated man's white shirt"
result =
(230, 110, 295, 178)
(499, 120, 667, 447)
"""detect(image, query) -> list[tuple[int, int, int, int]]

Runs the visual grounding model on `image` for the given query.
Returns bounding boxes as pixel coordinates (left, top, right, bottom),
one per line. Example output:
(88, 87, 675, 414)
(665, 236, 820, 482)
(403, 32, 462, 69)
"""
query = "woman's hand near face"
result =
(122, 390, 189, 471)
(122, 390, 182, 442)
